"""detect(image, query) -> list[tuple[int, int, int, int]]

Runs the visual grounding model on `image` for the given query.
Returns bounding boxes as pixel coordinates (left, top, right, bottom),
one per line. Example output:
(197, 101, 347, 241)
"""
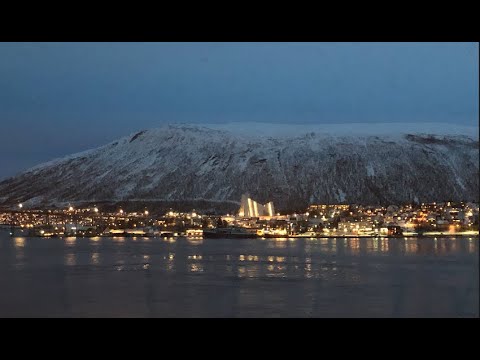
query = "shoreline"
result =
(261, 233, 478, 239)
(2, 232, 478, 240)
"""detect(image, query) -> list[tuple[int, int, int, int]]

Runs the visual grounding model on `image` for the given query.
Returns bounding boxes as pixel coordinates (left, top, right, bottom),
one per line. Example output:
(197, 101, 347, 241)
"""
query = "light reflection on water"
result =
(64, 237, 76, 246)
(90, 252, 100, 265)
(14, 237, 26, 269)
(65, 253, 76, 266)
(187, 238, 203, 245)
(469, 238, 475, 253)
(1, 233, 478, 317)
(14, 237, 25, 248)
(189, 263, 204, 273)
(268, 240, 287, 249)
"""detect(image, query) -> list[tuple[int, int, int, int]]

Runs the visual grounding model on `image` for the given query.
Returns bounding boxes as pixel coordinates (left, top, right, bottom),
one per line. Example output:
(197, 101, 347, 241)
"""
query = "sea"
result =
(0, 230, 478, 317)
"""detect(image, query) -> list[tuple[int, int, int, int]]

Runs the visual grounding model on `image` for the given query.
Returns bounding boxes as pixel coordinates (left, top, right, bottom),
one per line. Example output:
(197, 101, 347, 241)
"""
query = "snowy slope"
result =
(206, 122, 479, 139)
(0, 123, 478, 209)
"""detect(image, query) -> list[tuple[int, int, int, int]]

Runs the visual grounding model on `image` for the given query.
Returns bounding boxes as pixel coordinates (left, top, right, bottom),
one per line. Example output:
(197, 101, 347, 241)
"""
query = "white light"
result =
(94, 207, 99, 213)
(18, 203, 23, 209)
(145, 210, 149, 216)
(69, 206, 74, 211)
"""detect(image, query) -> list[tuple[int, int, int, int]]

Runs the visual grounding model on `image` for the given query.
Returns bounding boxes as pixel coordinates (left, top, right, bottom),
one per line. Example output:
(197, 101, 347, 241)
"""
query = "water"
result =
(0, 231, 478, 317)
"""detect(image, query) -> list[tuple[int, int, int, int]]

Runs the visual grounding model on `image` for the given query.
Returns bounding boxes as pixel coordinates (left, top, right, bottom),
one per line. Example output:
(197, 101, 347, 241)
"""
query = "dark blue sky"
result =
(0, 42, 478, 179)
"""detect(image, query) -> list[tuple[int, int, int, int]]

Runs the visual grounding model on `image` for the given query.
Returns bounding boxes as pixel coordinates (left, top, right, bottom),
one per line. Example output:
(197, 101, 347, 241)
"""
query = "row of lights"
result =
(68, 205, 99, 213)
(19, 203, 149, 216)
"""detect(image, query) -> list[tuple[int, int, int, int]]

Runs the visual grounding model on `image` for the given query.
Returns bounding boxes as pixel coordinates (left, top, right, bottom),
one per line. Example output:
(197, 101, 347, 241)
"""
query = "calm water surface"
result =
(0, 231, 478, 317)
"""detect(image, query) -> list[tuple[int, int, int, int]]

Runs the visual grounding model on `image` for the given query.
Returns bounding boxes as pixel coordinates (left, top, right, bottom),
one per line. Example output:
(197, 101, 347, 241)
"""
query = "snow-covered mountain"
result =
(0, 123, 478, 210)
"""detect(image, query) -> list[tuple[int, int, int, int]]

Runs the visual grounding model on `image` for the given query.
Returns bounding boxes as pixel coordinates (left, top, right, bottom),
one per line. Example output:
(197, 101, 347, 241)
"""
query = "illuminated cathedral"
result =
(238, 194, 275, 217)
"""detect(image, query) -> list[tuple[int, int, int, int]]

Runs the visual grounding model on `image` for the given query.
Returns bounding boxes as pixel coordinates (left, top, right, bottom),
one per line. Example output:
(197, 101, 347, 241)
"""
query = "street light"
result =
(18, 203, 23, 209)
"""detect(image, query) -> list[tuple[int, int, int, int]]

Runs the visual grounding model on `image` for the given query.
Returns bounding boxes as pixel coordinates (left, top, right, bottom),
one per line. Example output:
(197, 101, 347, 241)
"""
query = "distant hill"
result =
(0, 123, 478, 210)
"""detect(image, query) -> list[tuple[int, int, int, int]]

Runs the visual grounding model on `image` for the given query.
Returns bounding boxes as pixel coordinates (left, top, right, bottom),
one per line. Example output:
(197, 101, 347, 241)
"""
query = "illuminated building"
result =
(238, 194, 275, 217)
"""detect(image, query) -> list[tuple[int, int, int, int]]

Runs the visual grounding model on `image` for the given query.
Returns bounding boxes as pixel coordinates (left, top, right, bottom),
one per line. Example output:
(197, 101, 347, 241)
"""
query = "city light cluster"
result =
(1, 200, 478, 239)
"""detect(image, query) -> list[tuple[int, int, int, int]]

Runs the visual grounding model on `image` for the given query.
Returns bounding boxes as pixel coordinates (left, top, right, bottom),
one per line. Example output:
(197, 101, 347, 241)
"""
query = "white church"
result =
(238, 194, 275, 217)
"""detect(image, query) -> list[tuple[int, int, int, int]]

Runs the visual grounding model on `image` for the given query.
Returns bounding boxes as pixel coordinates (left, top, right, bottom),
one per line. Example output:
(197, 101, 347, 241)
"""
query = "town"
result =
(1, 195, 479, 239)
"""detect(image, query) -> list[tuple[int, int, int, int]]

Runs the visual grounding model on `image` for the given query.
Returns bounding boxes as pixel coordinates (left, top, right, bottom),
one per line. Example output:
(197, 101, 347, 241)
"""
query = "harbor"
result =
(1, 196, 478, 240)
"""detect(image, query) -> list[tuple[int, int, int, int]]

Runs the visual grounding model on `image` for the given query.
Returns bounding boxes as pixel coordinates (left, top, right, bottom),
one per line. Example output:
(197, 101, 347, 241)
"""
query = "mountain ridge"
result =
(0, 123, 478, 210)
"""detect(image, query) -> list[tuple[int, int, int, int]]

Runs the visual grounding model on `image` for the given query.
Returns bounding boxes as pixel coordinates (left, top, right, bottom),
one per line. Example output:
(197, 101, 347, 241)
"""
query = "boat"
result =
(186, 229, 204, 238)
(263, 233, 287, 238)
(203, 227, 258, 238)
(289, 231, 319, 238)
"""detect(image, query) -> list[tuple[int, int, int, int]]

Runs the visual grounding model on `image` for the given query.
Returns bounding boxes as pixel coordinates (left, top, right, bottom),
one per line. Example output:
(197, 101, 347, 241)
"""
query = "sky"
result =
(0, 42, 478, 179)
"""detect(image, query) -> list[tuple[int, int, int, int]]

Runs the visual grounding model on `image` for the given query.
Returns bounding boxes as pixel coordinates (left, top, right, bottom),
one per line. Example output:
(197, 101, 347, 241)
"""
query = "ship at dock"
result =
(203, 226, 258, 238)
